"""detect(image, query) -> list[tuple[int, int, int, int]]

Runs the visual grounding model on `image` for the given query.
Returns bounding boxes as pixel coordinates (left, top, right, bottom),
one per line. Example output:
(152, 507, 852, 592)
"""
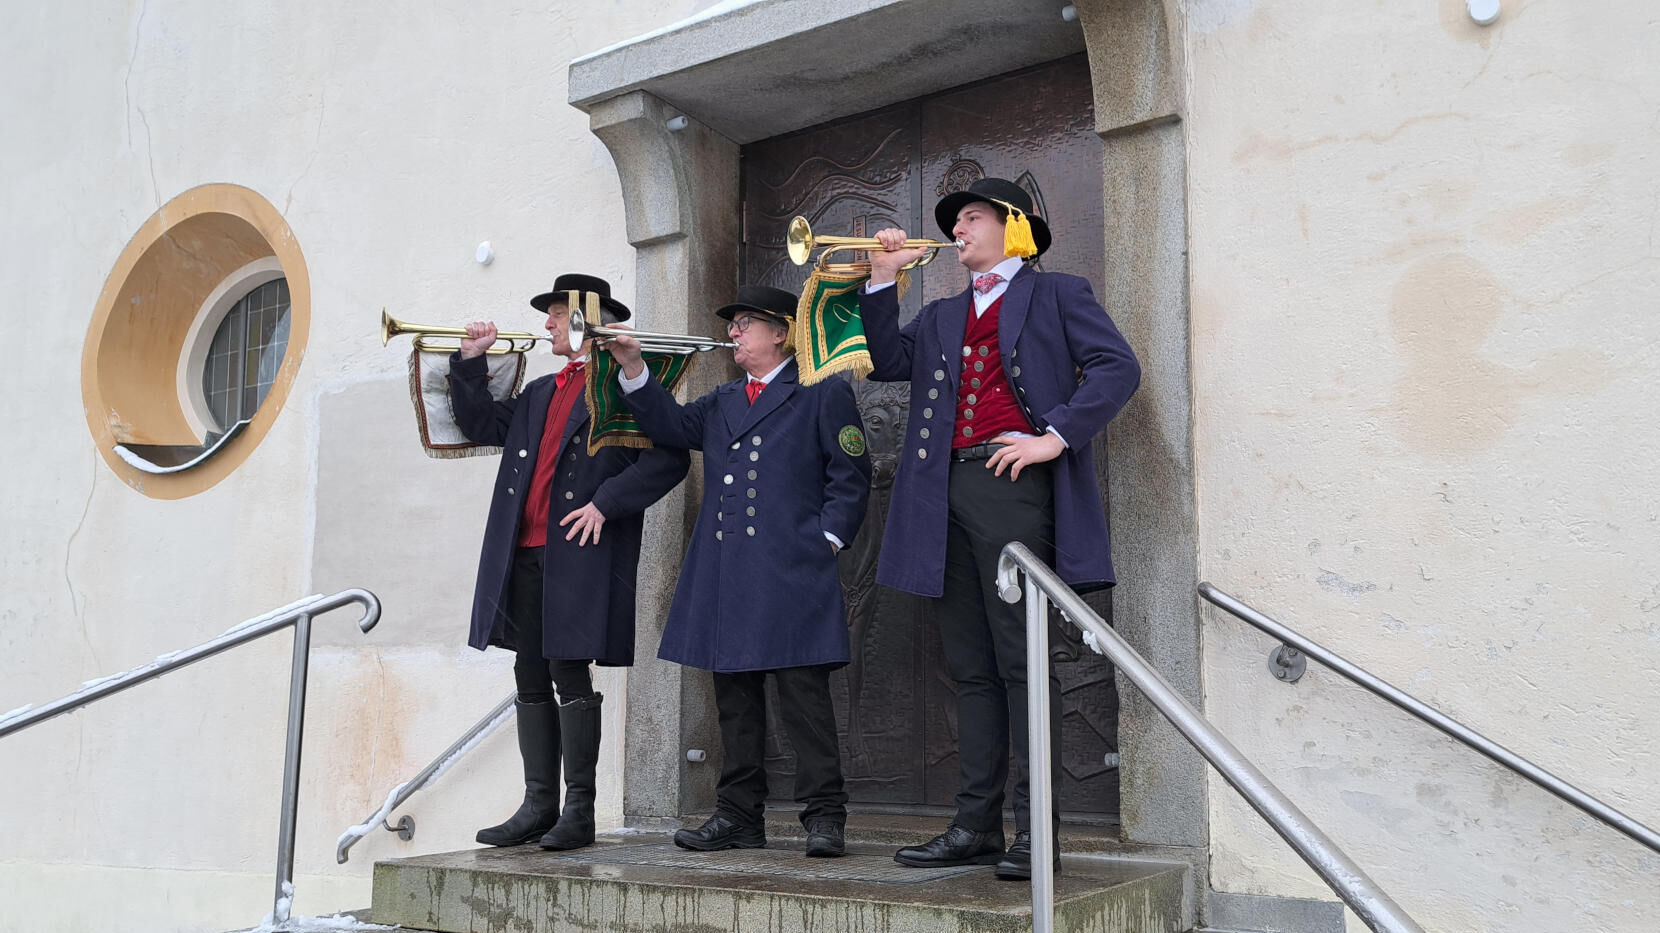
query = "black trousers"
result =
(937, 458, 1063, 833)
(711, 665, 847, 829)
(507, 546, 595, 704)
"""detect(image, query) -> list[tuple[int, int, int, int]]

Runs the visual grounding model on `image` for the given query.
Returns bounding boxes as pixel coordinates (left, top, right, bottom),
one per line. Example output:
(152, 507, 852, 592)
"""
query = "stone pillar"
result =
(1076, 0, 1208, 853)
(585, 90, 740, 823)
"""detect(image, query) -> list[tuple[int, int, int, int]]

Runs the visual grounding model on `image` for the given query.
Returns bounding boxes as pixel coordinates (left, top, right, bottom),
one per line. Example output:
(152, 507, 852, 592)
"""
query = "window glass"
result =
(202, 279, 290, 432)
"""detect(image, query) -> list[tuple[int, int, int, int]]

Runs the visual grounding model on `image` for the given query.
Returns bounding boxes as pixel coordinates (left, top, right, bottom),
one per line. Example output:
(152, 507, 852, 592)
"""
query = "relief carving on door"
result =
(741, 55, 1119, 819)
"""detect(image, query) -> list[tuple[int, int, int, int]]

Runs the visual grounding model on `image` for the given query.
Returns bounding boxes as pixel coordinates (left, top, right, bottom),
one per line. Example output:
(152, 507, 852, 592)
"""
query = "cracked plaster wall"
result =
(0, 1, 727, 930)
(1186, 1, 1660, 931)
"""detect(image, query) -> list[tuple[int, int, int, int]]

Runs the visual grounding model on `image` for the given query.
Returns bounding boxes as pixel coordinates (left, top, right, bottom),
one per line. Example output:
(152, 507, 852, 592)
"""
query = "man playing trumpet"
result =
(451, 273, 688, 851)
(606, 285, 872, 858)
(860, 179, 1141, 879)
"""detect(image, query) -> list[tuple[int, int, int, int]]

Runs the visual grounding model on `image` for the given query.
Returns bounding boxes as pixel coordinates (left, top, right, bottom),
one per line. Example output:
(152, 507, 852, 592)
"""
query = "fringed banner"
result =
(407, 349, 527, 460)
(584, 350, 695, 454)
(793, 267, 910, 386)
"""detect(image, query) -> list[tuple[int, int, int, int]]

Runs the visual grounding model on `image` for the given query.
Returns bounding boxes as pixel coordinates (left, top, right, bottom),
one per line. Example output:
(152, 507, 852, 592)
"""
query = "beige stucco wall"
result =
(6, 1, 1658, 932)
(0, 2, 718, 930)
(1185, 1, 1659, 930)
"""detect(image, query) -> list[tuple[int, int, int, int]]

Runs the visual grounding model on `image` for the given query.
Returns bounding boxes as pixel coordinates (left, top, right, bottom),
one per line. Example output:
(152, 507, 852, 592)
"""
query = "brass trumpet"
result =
(380, 310, 551, 355)
(382, 294, 735, 358)
(786, 215, 963, 270)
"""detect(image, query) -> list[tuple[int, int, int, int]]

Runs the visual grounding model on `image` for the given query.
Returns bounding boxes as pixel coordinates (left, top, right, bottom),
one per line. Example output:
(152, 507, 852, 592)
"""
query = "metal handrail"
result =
(996, 545, 1423, 933)
(336, 691, 517, 863)
(0, 589, 381, 928)
(1199, 582, 1660, 856)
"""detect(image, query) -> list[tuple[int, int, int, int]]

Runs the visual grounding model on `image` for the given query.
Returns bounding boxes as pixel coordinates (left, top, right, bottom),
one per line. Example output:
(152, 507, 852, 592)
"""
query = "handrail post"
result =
(1024, 577, 1056, 933)
(272, 612, 314, 924)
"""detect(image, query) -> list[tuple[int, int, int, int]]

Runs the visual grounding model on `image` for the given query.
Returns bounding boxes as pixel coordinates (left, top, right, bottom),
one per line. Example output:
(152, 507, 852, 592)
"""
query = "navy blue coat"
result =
(622, 359, 872, 672)
(450, 353, 689, 666)
(861, 266, 1140, 595)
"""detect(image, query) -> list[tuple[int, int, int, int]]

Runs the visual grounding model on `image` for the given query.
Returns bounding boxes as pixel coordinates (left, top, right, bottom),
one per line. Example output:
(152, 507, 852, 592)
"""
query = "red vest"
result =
(953, 296, 1032, 448)
(517, 366, 587, 547)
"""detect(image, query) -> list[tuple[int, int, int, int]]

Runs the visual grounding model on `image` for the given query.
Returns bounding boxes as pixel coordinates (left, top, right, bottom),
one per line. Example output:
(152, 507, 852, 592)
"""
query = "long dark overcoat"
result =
(450, 353, 689, 665)
(623, 360, 872, 672)
(860, 266, 1141, 596)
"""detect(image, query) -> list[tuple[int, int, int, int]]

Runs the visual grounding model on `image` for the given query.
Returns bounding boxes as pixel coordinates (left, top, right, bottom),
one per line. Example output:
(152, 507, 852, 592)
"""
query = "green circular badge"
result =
(838, 425, 867, 457)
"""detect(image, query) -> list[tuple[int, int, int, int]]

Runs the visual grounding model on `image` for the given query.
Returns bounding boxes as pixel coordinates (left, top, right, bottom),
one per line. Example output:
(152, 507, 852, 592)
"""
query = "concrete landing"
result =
(372, 833, 1188, 933)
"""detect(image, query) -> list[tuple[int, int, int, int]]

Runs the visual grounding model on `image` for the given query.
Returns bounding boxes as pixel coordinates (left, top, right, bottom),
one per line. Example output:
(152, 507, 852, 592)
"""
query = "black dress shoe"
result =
(894, 823, 1005, 867)
(673, 814, 766, 851)
(994, 830, 1063, 880)
(804, 820, 845, 858)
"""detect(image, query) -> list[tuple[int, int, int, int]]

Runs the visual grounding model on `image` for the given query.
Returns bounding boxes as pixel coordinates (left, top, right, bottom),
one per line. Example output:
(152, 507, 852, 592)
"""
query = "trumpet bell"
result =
(786, 216, 815, 266)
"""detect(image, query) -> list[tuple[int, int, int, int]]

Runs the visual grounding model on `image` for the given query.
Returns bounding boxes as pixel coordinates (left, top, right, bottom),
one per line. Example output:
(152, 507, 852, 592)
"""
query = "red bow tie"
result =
(556, 361, 586, 390)
(745, 379, 764, 405)
(972, 272, 1004, 296)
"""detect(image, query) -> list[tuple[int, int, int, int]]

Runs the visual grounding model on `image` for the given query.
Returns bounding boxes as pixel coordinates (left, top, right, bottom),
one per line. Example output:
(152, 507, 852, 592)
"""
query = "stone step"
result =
(372, 833, 1190, 933)
(751, 809, 1127, 853)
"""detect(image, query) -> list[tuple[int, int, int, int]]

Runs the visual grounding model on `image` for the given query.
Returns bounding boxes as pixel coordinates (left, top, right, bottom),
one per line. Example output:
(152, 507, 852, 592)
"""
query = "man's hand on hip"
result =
(987, 432, 1064, 481)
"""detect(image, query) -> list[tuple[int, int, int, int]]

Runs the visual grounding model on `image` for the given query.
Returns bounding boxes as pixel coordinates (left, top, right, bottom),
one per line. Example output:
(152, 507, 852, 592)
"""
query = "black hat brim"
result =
(934, 191, 1052, 258)
(530, 290, 631, 323)
(714, 303, 791, 324)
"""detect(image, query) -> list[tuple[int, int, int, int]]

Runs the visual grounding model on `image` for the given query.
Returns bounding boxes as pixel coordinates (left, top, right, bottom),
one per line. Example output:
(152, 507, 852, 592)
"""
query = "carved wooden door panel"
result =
(740, 54, 1119, 820)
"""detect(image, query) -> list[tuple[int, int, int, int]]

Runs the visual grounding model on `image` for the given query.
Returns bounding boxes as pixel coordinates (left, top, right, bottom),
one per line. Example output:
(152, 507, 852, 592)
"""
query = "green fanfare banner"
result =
(794, 265, 909, 386)
(584, 351, 695, 454)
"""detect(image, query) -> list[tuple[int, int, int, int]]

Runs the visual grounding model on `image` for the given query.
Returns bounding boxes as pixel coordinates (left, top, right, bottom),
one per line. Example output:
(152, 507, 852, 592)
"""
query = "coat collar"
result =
(935, 288, 972, 384)
(997, 263, 1035, 362)
(722, 357, 799, 435)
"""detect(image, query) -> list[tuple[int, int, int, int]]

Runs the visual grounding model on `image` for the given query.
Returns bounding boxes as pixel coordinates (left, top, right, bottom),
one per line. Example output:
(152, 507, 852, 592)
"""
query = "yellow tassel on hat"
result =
(994, 199, 1038, 259)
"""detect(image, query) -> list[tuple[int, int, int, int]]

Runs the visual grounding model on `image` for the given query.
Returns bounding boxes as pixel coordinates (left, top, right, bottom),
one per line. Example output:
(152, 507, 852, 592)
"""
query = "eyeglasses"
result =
(728, 314, 768, 334)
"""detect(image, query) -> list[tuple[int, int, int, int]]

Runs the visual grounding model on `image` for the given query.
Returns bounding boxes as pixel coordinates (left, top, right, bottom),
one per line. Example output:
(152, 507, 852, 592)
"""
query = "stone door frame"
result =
(568, 0, 1202, 855)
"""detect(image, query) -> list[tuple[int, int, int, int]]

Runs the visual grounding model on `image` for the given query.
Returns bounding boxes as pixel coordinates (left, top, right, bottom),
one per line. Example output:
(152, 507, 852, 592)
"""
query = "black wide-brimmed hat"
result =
(934, 177, 1052, 258)
(715, 284, 798, 323)
(530, 273, 631, 323)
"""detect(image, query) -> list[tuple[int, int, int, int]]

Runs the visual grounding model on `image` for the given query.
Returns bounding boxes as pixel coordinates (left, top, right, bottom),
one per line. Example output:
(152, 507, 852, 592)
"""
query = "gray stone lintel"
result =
(568, 0, 1088, 144)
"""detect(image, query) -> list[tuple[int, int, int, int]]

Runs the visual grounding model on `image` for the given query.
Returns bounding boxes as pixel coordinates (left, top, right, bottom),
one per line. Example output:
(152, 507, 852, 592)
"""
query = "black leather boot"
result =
(476, 700, 561, 847)
(539, 692, 603, 850)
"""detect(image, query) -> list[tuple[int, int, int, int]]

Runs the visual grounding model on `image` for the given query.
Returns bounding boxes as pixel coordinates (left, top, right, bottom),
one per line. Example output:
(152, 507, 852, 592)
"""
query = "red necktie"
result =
(745, 379, 764, 405)
(556, 361, 585, 391)
(972, 272, 1004, 295)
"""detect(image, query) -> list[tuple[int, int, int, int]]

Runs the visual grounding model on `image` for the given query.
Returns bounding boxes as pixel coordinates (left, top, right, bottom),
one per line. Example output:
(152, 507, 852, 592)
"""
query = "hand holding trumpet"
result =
(601, 324, 648, 380)
(458, 322, 499, 359)
(868, 228, 933, 285)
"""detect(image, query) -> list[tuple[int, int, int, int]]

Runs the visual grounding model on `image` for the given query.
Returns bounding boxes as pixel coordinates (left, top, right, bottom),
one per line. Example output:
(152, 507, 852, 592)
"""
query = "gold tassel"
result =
(895, 268, 913, 300)
(996, 199, 1038, 259)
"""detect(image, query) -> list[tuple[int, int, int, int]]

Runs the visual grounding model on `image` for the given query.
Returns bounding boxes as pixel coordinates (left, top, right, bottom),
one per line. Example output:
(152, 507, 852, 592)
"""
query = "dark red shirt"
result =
(517, 366, 587, 547)
(953, 296, 1033, 448)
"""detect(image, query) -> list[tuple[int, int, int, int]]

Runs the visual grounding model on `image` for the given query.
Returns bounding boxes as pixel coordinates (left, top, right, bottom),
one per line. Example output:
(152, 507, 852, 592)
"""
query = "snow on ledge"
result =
(571, 0, 763, 64)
